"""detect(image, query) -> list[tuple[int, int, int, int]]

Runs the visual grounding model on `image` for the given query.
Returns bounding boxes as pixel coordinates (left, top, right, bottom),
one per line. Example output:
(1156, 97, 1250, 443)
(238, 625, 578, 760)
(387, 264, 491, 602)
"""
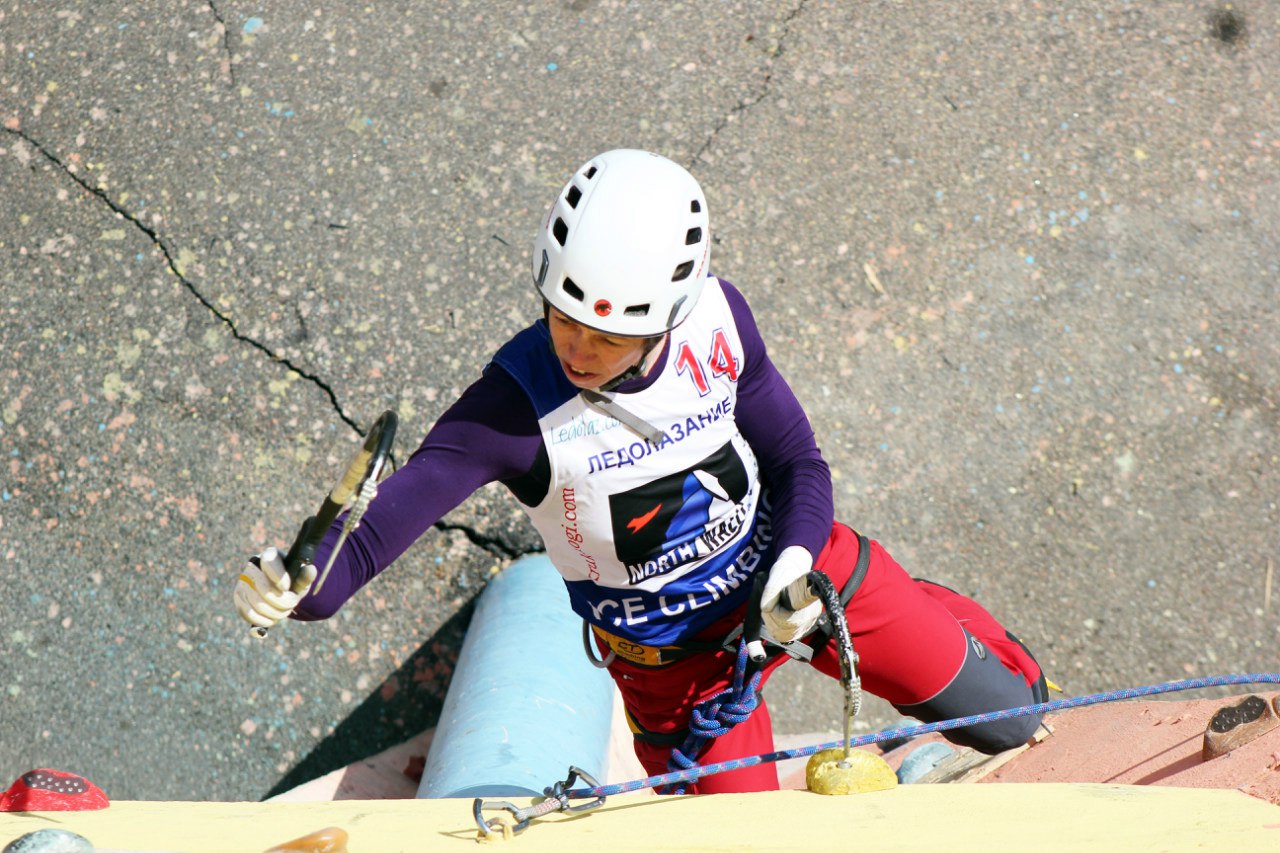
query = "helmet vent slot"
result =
(690, 199, 701, 213)
(671, 260, 694, 282)
(623, 303, 650, 317)
(562, 278, 585, 301)
(585, 166, 598, 179)
(552, 217, 568, 246)
(565, 185, 582, 208)
(685, 227, 702, 245)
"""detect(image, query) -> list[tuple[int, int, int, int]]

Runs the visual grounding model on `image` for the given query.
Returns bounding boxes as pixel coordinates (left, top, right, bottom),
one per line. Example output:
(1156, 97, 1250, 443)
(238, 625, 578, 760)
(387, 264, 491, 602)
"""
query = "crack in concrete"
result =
(4, 125, 358, 434)
(205, 0, 238, 87)
(690, 0, 809, 167)
(6, 125, 529, 562)
(432, 521, 540, 561)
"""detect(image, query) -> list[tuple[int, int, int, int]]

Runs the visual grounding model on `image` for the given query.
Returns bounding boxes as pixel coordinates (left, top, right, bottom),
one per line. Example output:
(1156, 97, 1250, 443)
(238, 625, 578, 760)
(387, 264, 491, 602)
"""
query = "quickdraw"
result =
(804, 570, 862, 760)
(472, 766, 605, 840)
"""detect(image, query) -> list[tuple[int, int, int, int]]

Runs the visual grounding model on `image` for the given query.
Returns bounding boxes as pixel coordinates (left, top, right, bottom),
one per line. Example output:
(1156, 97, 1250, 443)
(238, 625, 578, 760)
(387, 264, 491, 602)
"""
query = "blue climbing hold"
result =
(3, 829, 94, 853)
(896, 741, 957, 784)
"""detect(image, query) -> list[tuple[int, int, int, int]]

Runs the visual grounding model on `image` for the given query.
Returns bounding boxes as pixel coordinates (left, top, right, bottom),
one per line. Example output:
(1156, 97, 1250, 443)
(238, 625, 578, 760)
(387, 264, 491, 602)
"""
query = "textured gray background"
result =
(1, 1, 1276, 801)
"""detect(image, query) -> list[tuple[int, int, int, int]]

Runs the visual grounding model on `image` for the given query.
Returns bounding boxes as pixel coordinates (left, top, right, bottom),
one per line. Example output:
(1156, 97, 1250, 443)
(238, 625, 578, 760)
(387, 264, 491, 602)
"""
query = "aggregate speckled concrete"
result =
(1, 1, 1276, 800)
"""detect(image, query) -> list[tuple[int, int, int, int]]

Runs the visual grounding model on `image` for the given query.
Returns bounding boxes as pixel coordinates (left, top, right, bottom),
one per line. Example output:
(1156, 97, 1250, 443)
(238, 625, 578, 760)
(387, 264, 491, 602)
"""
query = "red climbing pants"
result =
(602, 523, 1044, 793)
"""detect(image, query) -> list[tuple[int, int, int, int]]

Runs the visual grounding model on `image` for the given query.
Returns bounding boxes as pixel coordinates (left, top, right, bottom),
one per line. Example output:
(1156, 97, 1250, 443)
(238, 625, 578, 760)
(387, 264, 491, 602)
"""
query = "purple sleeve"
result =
(722, 280, 835, 560)
(293, 365, 543, 620)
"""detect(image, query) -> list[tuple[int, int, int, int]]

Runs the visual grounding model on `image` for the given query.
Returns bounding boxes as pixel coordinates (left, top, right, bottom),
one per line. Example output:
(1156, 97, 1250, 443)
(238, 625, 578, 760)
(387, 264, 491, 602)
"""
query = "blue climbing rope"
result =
(661, 640, 764, 795)
(660, 570, 860, 794)
(569, 672, 1280, 799)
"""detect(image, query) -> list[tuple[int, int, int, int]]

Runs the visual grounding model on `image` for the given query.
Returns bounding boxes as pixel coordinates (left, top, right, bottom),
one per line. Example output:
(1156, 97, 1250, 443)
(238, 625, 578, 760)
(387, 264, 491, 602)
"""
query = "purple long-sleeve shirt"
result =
(294, 279, 834, 622)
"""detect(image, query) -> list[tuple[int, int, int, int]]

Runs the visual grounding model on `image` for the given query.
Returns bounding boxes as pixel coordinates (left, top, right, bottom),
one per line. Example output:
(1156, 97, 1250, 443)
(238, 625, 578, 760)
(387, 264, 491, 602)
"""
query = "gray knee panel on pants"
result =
(893, 631, 1042, 755)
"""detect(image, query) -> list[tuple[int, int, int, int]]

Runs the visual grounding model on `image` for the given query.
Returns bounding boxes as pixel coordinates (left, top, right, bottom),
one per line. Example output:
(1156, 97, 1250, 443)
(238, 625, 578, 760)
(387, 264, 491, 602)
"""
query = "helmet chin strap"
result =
(582, 337, 669, 444)
(579, 388, 667, 445)
(596, 336, 663, 392)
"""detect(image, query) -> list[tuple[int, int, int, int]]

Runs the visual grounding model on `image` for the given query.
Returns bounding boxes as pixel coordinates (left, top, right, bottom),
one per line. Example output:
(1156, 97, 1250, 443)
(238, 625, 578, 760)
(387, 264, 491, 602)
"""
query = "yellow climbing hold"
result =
(806, 748, 898, 796)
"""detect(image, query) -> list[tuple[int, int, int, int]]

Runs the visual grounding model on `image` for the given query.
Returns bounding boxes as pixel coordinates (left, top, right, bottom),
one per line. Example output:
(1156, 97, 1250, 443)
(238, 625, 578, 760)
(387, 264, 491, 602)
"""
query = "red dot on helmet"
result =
(594, 300, 612, 316)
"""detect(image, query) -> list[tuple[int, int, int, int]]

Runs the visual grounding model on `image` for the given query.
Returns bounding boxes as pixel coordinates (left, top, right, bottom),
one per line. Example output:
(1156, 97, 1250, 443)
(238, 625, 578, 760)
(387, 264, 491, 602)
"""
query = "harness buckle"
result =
(776, 638, 816, 661)
(718, 623, 744, 654)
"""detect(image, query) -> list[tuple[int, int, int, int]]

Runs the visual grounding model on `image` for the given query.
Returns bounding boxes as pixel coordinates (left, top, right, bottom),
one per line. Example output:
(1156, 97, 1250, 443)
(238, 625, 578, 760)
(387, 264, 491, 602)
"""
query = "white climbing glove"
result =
(760, 545, 822, 644)
(233, 546, 317, 630)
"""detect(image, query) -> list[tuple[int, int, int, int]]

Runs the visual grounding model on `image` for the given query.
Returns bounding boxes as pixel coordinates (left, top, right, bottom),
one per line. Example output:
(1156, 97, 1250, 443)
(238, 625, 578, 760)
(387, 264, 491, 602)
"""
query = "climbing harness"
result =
(583, 621, 747, 669)
(468, 671, 1280, 837)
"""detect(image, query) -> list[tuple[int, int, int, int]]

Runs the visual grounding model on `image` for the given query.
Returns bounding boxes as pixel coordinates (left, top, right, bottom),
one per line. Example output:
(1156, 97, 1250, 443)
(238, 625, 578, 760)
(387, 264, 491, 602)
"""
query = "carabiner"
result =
(473, 799, 530, 838)
(548, 766, 605, 814)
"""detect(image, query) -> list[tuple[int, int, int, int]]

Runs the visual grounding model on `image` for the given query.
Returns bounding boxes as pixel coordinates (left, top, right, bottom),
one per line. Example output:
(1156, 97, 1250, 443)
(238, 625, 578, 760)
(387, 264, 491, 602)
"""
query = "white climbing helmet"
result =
(532, 149, 711, 338)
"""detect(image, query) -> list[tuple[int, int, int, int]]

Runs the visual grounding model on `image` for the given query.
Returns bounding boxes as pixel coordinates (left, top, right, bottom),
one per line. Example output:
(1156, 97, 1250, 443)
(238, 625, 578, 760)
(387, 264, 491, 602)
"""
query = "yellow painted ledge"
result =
(2, 784, 1278, 852)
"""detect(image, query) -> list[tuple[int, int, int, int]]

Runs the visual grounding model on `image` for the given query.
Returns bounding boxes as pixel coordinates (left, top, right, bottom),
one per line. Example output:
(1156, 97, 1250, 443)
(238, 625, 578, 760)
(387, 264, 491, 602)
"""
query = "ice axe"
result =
(252, 409, 399, 638)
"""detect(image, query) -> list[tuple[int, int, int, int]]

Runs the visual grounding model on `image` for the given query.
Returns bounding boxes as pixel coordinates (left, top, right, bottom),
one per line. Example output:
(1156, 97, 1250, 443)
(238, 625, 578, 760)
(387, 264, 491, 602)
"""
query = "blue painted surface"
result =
(417, 555, 615, 798)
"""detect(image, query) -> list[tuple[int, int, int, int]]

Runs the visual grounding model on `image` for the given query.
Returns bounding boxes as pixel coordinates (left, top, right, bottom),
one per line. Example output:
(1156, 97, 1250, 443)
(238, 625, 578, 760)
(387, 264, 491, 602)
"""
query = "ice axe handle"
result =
(249, 500, 339, 639)
(283, 497, 344, 584)
(744, 570, 768, 662)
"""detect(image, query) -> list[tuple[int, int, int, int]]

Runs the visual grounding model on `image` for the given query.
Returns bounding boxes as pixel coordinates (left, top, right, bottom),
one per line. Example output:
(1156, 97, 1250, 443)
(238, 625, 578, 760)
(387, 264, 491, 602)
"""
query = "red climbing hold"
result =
(0, 769, 109, 812)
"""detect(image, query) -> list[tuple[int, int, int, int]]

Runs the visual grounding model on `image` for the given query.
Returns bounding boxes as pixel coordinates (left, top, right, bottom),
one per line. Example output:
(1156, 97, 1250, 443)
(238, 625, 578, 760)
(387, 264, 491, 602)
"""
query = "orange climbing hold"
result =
(263, 825, 349, 853)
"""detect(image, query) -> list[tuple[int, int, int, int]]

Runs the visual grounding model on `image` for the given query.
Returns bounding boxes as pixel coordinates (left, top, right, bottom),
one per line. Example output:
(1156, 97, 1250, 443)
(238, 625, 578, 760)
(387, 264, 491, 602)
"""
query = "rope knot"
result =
(661, 641, 763, 794)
